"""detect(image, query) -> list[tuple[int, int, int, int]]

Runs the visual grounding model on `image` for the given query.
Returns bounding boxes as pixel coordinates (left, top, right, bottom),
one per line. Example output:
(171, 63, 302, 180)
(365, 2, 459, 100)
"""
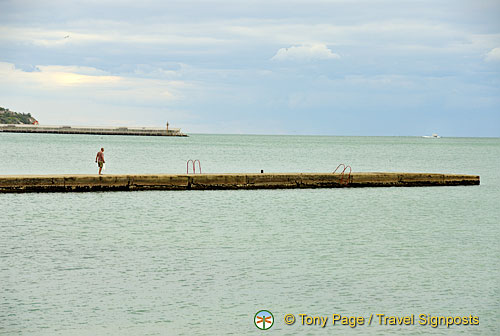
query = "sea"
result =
(0, 133, 499, 335)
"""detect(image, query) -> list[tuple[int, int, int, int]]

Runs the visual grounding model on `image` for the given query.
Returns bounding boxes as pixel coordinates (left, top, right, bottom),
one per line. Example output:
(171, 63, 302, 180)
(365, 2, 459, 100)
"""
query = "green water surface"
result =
(1, 134, 499, 335)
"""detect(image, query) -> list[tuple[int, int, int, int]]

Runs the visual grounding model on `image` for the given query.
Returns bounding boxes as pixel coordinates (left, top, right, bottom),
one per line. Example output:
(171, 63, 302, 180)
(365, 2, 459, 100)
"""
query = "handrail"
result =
(333, 163, 352, 185)
(186, 159, 202, 174)
(333, 164, 346, 174)
(194, 160, 201, 174)
(340, 165, 352, 184)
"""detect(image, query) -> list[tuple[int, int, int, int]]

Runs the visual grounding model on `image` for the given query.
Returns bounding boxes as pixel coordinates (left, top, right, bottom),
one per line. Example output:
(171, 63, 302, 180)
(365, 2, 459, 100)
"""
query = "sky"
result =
(0, 0, 499, 136)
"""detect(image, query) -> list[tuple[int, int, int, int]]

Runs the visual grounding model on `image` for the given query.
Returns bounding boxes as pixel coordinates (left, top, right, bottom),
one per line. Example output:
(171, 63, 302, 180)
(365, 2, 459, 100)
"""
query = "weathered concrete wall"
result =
(0, 173, 479, 193)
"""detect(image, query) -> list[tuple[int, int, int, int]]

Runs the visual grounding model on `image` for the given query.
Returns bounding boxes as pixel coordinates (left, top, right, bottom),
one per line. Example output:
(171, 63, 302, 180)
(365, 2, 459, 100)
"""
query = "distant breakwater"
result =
(0, 124, 187, 137)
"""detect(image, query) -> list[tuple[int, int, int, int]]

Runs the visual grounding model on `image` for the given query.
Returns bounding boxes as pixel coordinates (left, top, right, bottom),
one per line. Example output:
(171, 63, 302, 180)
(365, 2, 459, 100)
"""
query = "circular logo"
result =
(254, 310, 274, 330)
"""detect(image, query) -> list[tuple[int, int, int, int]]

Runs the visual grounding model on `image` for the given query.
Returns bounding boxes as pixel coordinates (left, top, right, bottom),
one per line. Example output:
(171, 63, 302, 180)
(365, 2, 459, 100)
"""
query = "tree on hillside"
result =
(0, 107, 37, 124)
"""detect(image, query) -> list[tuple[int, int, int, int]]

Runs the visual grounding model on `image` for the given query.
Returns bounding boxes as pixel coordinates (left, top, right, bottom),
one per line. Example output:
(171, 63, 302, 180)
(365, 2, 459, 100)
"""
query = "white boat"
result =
(422, 133, 441, 138)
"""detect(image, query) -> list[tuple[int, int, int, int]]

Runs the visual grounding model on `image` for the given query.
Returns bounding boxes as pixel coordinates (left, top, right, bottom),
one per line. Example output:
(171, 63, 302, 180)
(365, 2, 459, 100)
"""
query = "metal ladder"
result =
(333, 163, 352, 185)
(186, 160, 202, 174)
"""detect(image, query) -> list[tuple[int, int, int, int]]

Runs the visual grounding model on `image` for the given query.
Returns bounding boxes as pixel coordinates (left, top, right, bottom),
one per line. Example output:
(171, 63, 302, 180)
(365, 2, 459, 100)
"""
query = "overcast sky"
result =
(1, 0, 499, 136)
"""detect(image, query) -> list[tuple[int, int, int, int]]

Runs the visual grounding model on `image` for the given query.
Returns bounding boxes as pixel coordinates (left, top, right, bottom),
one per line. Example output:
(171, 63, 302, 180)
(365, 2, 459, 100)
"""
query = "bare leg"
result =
(99, 167, 102, 175)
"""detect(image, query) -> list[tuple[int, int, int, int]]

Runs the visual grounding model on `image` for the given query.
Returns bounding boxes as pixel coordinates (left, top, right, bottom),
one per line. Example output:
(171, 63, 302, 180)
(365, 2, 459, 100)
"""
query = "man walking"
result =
(95, 147, 105, 175)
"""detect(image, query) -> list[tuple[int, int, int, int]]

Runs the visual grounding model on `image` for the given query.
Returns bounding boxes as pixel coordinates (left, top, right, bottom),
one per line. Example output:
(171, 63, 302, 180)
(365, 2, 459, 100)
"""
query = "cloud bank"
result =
(0, 0, 499, 135)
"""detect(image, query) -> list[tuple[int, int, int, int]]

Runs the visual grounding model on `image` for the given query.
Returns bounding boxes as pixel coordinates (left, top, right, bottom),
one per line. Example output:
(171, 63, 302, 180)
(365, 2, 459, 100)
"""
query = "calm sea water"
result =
(1, 133, 499, 335)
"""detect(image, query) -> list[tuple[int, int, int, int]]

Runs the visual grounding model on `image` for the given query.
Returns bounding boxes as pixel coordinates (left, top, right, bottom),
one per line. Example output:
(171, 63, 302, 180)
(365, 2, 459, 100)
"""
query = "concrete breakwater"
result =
(0, 124, 187, 136)
(0, 172, 479, 193)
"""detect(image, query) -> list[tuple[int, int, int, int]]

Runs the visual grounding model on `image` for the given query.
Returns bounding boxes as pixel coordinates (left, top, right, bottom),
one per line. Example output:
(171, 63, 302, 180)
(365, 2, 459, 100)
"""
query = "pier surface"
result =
(0, 172, 479, 193)
(0, 124, 187, 136)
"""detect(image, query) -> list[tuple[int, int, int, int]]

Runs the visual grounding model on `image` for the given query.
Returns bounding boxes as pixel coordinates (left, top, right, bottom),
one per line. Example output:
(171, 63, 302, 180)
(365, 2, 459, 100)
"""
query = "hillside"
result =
(0, 107, 37, 124)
